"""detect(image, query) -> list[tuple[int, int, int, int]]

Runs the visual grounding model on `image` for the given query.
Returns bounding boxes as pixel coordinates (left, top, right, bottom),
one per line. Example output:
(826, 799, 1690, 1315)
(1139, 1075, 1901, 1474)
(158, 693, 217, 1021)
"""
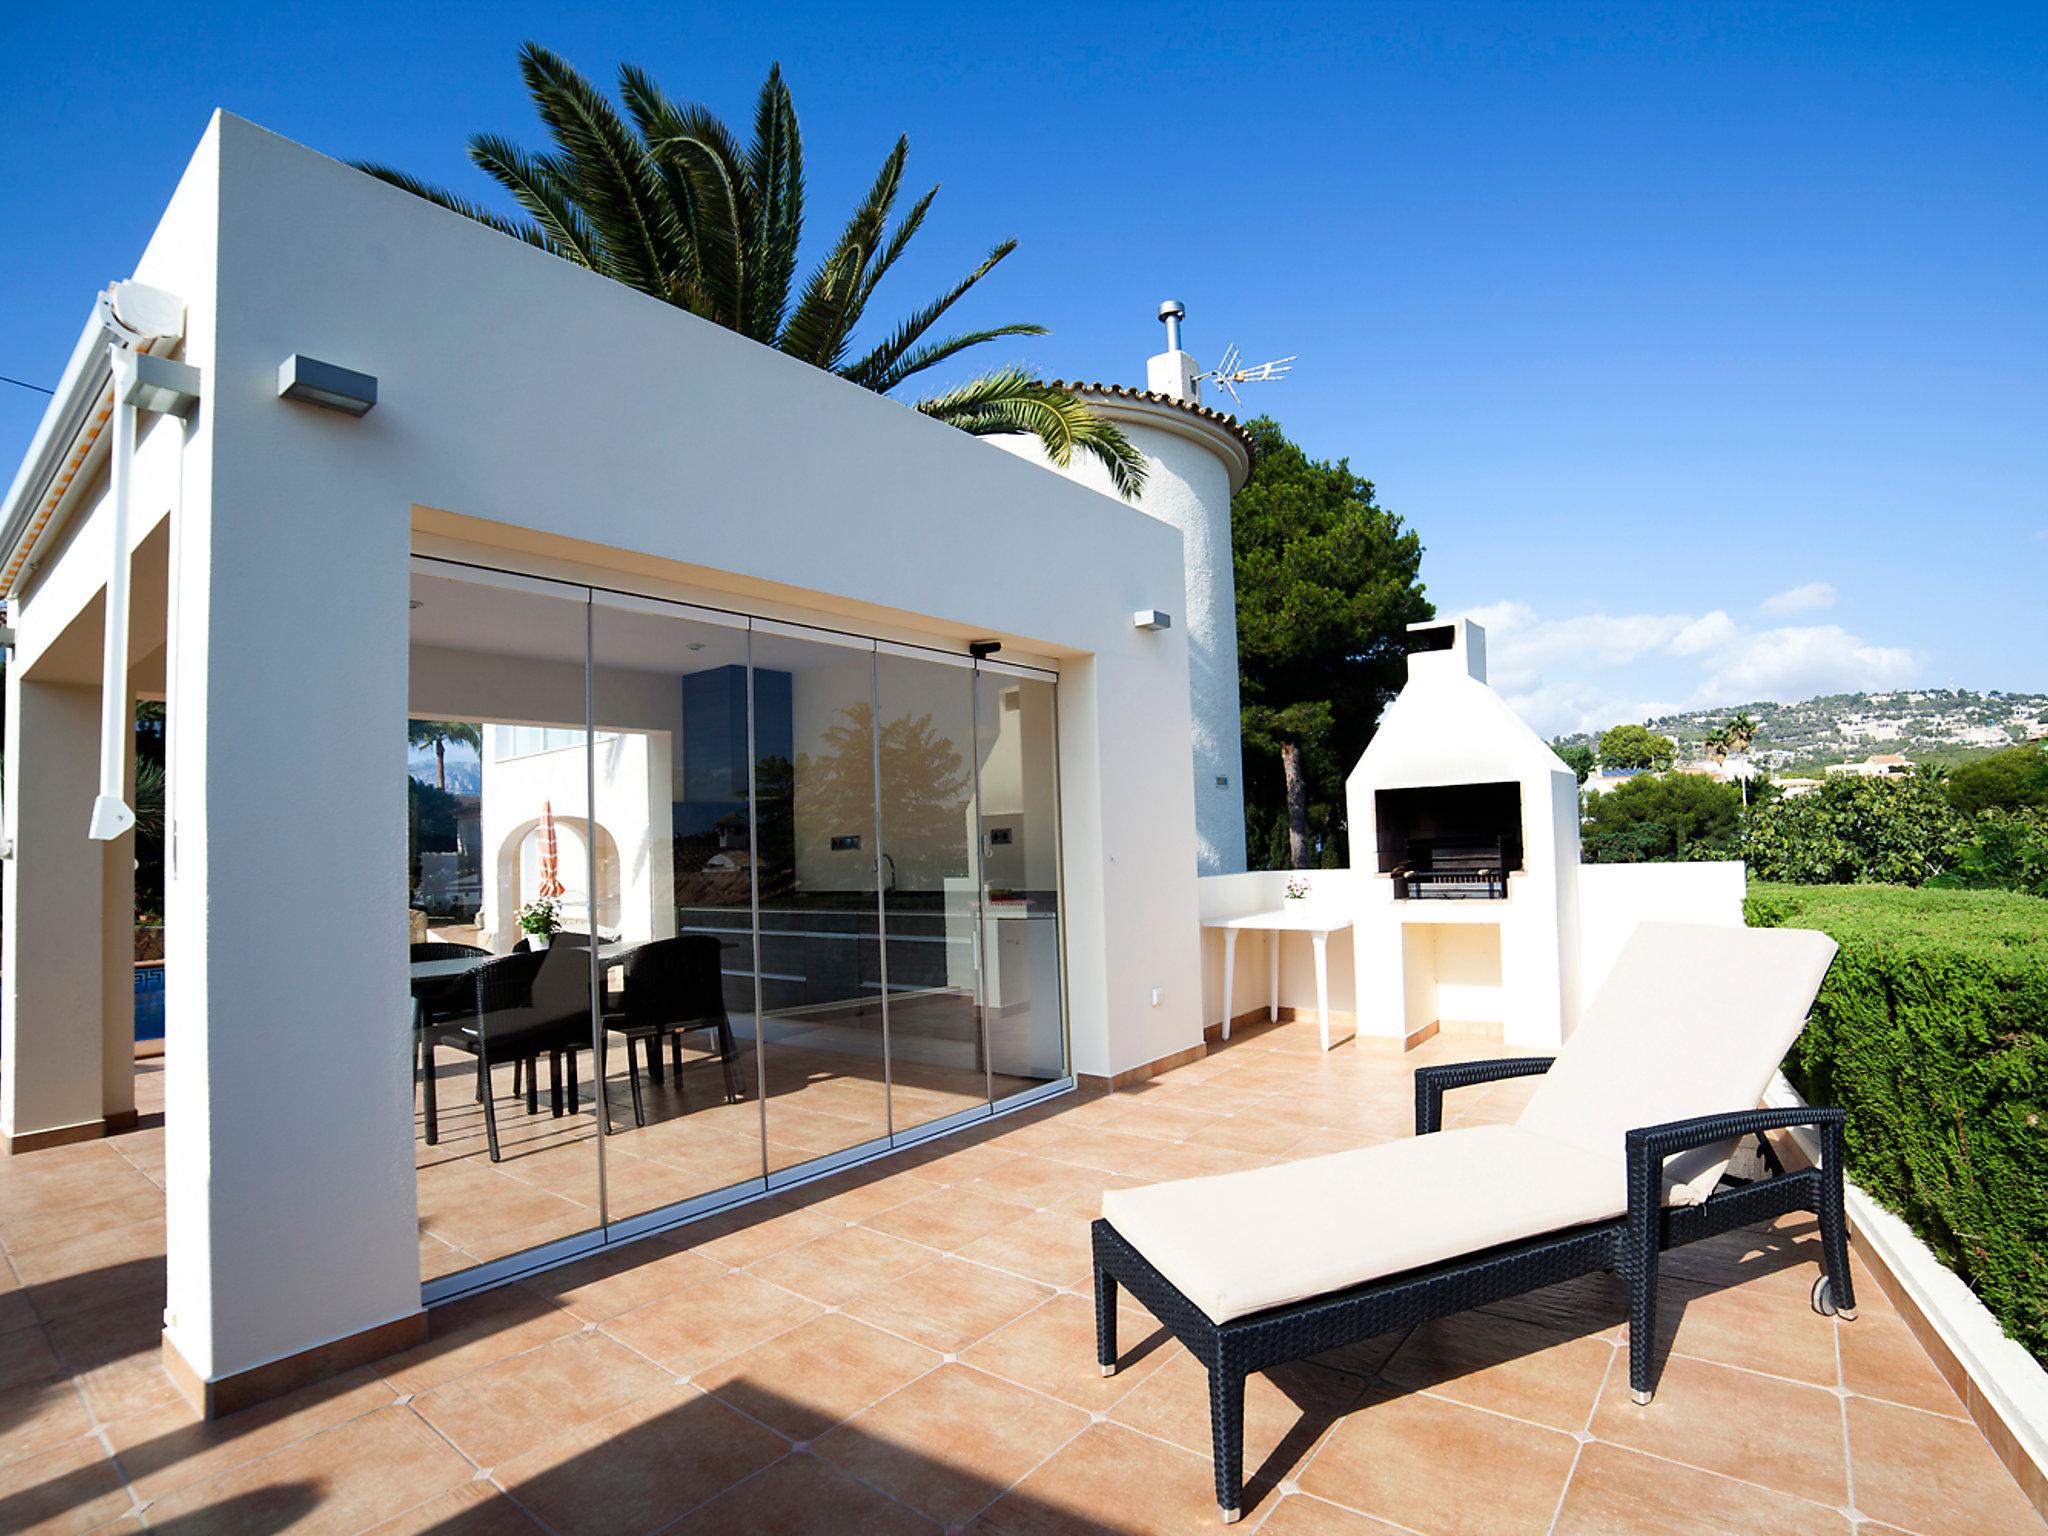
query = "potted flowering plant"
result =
(516, 897, 561, 949)
(1284, 874, 1311, 901)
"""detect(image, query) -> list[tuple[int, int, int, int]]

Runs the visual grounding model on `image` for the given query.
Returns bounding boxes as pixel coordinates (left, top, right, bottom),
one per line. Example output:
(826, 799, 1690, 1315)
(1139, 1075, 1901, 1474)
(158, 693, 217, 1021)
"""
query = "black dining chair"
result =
(423, 949, 590, 1161)
(603, 936, 742, 1128)
(411, 942, 489, 1144)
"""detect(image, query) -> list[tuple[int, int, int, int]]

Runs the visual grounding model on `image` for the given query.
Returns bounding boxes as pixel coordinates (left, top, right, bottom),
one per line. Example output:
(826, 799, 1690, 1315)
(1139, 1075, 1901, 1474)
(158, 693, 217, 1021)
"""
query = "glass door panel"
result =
(976, 666, 1068, 1097)
(748, 623, 891, 1174)
(408, 566, 603, 1285)
(589, 596, 765, 1222)
(874, 646, 986, 1135)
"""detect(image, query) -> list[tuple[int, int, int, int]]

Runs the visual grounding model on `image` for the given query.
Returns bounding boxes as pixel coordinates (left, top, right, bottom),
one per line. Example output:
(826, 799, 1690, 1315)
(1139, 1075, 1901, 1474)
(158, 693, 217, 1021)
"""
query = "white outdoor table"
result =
(1203, 908, 1354, 1051)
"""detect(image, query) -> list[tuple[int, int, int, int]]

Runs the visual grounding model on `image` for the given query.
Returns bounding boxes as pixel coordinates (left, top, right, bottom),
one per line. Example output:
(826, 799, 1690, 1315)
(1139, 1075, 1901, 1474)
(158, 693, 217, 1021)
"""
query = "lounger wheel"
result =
(1811, 1274, 1855, 1321)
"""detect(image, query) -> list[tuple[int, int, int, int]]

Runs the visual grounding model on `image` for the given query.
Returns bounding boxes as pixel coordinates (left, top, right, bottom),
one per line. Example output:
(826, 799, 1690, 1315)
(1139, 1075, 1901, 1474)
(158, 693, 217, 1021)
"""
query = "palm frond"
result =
(463, 136, 601, 267)
(743, 64, 804, 342)
(618, 63, 746, 323)
(916, 368, 1147, 498)
(517, 42, 677, 300)
(778, 136, 905, 368)
(352, 163, 561, 251)
(855, 323, 1048, 395)
(841, 238, 1023, 390)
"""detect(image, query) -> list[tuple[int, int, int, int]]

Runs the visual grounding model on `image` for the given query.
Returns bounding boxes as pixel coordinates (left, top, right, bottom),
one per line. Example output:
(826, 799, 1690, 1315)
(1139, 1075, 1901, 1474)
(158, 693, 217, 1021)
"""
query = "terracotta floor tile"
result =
(662, 1200, 845, 1268)
(746, 1225, 935, 1305)
(1838, 1311, 1967, 1418)
(671, 1451, 941, 1534)
(381, 1287, 582, 1397)
(954, 1209, 1097, 1288)
(1552, 1441, 1850, 1536)
(967, 1155, 1106, 1211)
(970, 1421, 1223, 1535)
(863, 1189, 1037, 1252)
(0, 1325, 66, 1394)
(695, 1313, 939, 1440)
(0, 1430, 131, 1535)
(842, 1258, 1053, 1353)
(0, 1376, 95, 1462)
(600, 1270, 819, 1377)
(1299, 1387, 1579, 1535)
(1477, 1271, 1632, 1341)
(518, 1242, 726, 1322)
(815, 1363, 1088, 1525)
(0, 1188, 162, 1253)
(139, 1405, 474, 1533)
(1252, 1494, 1410, 1533)
(1846, 1395, 2045, 1536)
(1379, 1311, 1616, 1431)
(1112, 1353, 1367, 1489)
(457, 1209, 602, 1266)
(6, 1222, 165, 1323)
(1587, 1352, 1847, 1507)
(891, 1138, 1026, 1186)
(962, 1294, 1177, 1413)
(1106, 1099, 1229, 1143)
(492, 1384, 784, 1536)
(361, 1479, 546, 1534)
(1632, 1277, 1841, 1387)
(1033, 1128, 1174, 1175)
(413, 1329, 674, 1465)
(42, 1297, 182, 1425)
(105, 1367, 397, 1503)
(769, 1169, 942, 1224)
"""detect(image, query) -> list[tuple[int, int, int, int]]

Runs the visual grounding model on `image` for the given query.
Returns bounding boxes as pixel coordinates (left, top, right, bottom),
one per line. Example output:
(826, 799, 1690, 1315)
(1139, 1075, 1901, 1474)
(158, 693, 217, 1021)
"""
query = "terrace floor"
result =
(2, 1025, 2043, 1535)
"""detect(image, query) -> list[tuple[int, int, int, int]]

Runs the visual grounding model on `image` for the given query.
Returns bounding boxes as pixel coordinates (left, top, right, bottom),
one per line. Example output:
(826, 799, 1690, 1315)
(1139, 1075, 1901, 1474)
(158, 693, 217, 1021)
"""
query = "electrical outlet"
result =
(1150, 987, 1163, 1007)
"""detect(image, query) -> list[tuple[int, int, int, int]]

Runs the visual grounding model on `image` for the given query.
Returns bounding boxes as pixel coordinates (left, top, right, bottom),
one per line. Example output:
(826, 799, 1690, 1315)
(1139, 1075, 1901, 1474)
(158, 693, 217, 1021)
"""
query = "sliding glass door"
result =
(408, 559, 1068, 1294)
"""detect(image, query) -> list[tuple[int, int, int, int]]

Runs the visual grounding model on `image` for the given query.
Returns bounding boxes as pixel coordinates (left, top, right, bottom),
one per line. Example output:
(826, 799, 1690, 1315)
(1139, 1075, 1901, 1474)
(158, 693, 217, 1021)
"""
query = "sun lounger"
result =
(1091, 921, 1852, 1522)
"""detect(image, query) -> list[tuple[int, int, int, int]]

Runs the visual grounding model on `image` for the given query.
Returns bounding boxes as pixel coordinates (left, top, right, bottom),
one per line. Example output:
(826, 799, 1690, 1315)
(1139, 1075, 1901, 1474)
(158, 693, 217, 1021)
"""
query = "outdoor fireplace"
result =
(1374, 782, 1523, 899)
(1343, 617, 1584, 1049)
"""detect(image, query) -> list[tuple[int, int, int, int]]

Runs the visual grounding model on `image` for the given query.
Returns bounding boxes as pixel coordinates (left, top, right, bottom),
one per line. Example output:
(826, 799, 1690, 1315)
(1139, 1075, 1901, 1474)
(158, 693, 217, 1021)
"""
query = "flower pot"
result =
(527, 933, 551, 951)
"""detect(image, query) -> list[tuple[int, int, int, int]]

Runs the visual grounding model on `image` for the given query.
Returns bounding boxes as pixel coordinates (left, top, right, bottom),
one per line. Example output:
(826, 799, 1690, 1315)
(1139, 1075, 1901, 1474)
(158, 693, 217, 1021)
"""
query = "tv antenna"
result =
(1199, 342, 1296, 405)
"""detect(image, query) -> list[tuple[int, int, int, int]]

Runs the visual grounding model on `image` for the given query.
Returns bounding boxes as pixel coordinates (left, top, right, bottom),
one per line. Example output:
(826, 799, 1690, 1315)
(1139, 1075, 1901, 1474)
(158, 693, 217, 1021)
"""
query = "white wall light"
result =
(124, 354, 203, 418)
(278, 355, 377, 416)
(1133, 609, 1172, 631)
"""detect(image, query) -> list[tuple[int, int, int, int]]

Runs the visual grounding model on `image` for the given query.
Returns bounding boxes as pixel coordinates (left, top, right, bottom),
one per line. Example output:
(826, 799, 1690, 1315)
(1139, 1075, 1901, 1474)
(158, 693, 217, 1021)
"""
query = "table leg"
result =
(1313, 931, 1332, 1052)
(1221, 928, 1239, 1042)
(1268, 932, 1280, 1024)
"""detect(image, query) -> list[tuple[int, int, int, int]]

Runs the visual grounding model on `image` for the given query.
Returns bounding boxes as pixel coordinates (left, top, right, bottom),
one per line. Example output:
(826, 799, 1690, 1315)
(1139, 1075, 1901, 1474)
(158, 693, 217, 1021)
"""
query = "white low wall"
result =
(1198, 860, 1746, 1040)
(1198, 870, 1362, 1029)
(1576, 860, 1747, 1008)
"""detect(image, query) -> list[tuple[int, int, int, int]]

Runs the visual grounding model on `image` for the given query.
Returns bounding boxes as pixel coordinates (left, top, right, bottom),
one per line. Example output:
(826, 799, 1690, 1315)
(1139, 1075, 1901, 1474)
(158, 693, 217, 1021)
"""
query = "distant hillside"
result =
(1557, 689, 2048, 772)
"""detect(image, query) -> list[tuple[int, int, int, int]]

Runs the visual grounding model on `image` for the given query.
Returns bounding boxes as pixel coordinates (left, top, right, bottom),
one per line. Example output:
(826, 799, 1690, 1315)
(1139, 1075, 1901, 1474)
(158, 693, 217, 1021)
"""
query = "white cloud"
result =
(1453, 600, 1919, 738)
(1691, 624, 1917, 705)
(1760, 581, 1836, 616)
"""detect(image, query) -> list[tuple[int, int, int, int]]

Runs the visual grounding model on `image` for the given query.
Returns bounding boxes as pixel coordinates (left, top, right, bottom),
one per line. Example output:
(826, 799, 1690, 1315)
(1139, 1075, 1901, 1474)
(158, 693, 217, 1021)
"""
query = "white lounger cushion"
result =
(1099, 1126, 1623, 1324)
(1515, 922, 1837, 1203)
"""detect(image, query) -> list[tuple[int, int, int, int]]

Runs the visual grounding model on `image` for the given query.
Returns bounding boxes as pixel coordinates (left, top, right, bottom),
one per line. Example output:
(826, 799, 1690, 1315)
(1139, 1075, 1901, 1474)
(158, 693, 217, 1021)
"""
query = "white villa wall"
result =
(993, 410, 1248, 876)
(15, 112, 1205, 1391)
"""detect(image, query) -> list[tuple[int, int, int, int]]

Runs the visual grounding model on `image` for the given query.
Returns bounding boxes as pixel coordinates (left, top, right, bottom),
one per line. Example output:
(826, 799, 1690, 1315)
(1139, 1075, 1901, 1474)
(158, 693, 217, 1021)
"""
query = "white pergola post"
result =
(158, 390, 423, 1413)
(2, 673, 132, 1151)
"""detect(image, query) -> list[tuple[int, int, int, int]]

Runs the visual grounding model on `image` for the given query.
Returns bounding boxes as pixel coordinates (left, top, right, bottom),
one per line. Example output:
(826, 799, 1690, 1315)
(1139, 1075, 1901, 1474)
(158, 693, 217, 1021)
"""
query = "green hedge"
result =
(1745, 882, 2047, 1357)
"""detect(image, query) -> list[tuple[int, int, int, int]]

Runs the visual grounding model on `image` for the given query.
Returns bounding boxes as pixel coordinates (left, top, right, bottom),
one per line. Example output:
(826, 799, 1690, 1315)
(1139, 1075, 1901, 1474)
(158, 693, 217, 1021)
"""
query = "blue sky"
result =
(4, 3, 2042, 735)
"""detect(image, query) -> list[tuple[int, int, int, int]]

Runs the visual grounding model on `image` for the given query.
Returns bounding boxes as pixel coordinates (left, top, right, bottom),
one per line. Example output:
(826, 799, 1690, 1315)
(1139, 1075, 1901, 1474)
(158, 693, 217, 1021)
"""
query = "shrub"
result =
(1744, 773, 1963, 886)
(1581, 772, 1741, 863)
(1948, 743, 2048, 816)
(1747, 882, 2048, 1357)
(1930, 808, 2048, 899)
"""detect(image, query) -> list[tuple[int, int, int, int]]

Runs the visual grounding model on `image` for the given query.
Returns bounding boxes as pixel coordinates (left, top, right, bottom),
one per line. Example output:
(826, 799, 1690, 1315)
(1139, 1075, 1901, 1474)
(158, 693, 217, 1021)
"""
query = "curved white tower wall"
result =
(990, 366, 1253, 874)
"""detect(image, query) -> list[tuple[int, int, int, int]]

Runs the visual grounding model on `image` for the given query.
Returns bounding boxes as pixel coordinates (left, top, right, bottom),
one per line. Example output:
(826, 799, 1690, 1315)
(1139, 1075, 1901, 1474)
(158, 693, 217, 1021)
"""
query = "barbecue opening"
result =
(1374, 782, 1523, 900)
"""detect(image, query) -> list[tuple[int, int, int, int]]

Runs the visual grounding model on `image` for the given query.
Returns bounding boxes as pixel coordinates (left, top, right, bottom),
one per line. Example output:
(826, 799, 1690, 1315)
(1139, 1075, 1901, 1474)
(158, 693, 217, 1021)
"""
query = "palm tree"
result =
(358, 45, 1145, 495)
(409, 721, 483, 792)
(1721, 711, 1760, 757)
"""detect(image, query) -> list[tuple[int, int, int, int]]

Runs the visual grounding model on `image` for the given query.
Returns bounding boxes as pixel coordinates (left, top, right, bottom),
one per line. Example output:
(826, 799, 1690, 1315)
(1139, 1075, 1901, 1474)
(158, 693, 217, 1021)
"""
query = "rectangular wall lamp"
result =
(1133, 609, 1172, 631)
(124, 354, 203, 418)
(278, 354, 377, 416)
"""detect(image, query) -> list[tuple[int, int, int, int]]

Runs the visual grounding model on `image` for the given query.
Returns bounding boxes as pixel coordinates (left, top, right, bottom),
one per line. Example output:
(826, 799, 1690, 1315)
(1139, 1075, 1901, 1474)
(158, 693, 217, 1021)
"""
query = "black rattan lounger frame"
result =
(1091, 1057, 1854, 1523)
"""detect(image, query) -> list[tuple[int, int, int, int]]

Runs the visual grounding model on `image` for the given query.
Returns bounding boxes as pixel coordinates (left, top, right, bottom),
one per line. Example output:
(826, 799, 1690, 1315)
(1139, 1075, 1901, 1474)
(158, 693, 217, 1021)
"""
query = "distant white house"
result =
(1824, 753, 1916, 778)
